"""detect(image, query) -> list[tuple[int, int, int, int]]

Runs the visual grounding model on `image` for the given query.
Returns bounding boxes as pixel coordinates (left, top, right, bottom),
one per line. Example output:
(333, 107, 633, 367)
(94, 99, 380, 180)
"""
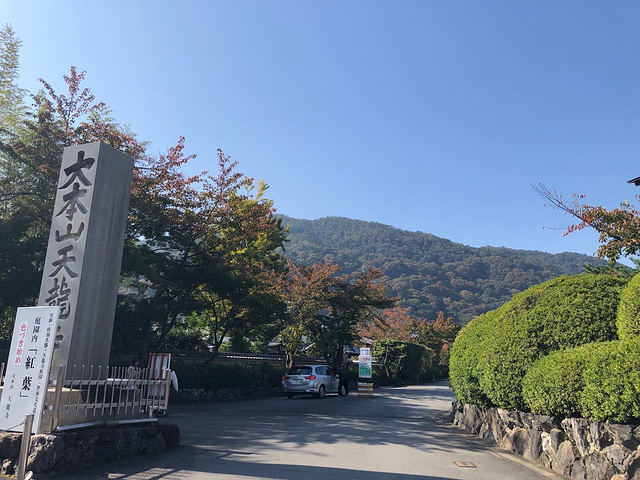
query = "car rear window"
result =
(287, 366, 311, 375)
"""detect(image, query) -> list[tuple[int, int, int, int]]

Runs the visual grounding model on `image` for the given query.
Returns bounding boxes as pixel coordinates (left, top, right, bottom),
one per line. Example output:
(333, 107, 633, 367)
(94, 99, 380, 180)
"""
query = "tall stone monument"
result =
(37, 142, 134, 372)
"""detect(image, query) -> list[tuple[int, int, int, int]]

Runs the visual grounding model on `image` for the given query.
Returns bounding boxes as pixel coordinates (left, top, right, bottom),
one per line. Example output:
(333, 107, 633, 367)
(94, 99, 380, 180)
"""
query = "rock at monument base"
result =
(54, 446, 83, 475)
(0, 422, 180, 476)
(160, 423, 180, 449)
(143, 432, 168, 455)
(26, 435, 64, 473)
(142, 425, 160, 438)
(0, 432, 21, 460)
(114, 428, 148, 458)
(1, 458, 15, 476)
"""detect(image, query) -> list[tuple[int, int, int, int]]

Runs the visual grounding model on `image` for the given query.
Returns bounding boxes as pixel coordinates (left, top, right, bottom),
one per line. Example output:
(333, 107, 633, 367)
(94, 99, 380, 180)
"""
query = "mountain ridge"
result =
(278, 215, 603, 324)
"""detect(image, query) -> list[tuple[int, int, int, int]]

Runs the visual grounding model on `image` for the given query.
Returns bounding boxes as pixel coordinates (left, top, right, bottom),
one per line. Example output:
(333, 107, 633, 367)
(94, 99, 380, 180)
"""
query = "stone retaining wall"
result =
(0, 422, 179, 477)
(452, 402, 640, 479)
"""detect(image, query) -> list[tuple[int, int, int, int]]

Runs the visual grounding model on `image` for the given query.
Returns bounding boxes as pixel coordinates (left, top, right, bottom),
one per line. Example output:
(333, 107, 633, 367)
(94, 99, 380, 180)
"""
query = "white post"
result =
(16, 413, 34, 480)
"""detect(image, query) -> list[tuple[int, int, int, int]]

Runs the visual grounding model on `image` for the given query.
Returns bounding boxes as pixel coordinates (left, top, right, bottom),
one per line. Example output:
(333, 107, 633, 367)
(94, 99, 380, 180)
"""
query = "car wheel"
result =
(339, 384, 348, 397)
(316, 385, 326, 399)
(286, 393, 295, 399)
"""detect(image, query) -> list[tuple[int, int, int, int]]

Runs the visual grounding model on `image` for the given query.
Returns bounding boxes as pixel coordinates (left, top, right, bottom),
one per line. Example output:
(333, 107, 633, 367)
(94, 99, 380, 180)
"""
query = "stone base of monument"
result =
(0, 422, 179, 477)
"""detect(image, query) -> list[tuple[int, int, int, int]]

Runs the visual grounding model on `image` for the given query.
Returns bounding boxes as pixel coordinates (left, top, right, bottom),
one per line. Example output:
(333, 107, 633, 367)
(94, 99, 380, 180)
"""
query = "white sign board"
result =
(0, 306, 60, 433)
(359, 347, 372, 378)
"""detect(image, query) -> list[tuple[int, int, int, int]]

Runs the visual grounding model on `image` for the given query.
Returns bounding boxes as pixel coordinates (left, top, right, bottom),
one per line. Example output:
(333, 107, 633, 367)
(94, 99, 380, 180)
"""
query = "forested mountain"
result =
(279, 216, 604, 324)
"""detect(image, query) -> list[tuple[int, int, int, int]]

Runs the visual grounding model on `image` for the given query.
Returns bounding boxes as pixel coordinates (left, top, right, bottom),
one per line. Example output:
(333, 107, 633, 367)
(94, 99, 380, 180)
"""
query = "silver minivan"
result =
(282, 365, 344, 399)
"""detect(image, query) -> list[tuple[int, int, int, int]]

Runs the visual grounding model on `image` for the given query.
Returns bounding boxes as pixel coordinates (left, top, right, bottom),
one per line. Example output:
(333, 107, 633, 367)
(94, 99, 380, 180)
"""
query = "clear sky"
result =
(4, 1, 640, 260)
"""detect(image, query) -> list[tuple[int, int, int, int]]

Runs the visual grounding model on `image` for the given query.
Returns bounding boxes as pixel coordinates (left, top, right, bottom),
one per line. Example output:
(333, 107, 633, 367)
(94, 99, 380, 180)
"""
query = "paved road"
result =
(65, 382, 562, 480)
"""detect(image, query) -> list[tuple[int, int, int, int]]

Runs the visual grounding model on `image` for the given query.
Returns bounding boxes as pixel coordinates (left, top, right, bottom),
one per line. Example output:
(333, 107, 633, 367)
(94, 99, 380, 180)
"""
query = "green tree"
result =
(534, 184, 640, 262)
(124, 141, 287, 355)
(0, 24, 27, 138)
(0, 50, 287, 356)
(310, 268, 396, 368)
(372, 340, 407, 378)
(0, 63, 146, 333)
(357, 306, 415, 342)
(279, 260, 339, 367)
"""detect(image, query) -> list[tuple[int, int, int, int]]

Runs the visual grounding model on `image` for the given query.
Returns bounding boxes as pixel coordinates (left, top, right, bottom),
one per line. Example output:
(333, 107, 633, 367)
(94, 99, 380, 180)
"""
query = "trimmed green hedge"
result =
(522, 343, 605, 417)
(450, 274, 627, 411)
(372, 340, 435, 383)
(580, 339, 640, 423)
(401, 343, 435, 382)
(485, 274, 625, 409)
(617, 273, 640, 340)
(172, 361, 284, 390)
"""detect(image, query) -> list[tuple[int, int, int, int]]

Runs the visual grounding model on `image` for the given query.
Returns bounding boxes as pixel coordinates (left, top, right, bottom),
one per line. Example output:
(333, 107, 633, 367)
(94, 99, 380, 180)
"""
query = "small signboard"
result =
(0, 306, 60, 433)
(359, 347, 372, 378)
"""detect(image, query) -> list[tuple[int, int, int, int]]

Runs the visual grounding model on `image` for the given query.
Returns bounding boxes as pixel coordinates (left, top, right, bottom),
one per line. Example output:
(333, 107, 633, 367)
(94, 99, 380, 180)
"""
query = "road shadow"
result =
(163, 383, 489, 461)
(65, 446, 461, 480)
(62, 383, 520, 480)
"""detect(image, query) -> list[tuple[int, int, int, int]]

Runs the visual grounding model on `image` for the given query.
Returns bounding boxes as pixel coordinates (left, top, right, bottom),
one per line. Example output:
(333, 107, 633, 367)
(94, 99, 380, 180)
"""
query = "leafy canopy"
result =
(534, 184, 640, 262)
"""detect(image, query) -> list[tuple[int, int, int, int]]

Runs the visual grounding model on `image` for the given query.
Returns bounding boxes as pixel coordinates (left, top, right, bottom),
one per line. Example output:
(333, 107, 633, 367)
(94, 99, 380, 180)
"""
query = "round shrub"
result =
(482, 274, 626, 410)
(528, 274, 626, 351)
(449, 311, 495, 407)
(617, 272, 640, 340)
(477, 280, 557, 410)
(455, 274, 626, 410)
(522, 343, 605, 416)
(580, 339, 640, 423)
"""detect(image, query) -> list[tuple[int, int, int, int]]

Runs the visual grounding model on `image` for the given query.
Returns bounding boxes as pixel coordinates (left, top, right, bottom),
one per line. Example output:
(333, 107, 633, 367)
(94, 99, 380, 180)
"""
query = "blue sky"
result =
(4, 1, 640, 260)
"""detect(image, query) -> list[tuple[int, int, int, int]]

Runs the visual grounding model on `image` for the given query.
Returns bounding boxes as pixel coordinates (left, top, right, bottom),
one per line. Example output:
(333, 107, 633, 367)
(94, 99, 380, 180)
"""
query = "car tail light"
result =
(282, 376, 289, 380)
(304, 375, 316, 380)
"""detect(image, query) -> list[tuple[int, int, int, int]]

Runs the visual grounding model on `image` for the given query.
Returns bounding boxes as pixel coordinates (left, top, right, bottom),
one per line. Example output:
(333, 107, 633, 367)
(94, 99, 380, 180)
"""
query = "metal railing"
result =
(0, 363, 171, 434)
(0, 362, 171, 480)
(44, 364, 171, 433)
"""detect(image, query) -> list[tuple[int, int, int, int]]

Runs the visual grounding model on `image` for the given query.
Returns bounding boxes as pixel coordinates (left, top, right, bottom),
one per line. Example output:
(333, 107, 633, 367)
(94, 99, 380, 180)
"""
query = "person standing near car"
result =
(336, 359, 349, 397)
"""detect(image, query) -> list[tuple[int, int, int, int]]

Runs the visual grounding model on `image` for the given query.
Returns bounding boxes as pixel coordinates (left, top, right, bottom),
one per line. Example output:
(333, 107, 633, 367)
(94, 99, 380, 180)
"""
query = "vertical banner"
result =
(359, 347, 372, 378)
(0, 307, 60, 433)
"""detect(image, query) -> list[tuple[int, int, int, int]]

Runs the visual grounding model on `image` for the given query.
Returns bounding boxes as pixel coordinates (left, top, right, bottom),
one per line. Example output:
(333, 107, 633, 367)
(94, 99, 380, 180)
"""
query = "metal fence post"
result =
(50, 365, 65, 432)
(163, 369, 171, 413)
(0, 362, 5, 398)
(16, 413, 34, 480)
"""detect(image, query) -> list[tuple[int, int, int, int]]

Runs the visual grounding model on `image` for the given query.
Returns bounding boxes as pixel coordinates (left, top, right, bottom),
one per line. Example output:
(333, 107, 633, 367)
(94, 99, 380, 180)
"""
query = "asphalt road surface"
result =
(64, 381, 563, 480)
